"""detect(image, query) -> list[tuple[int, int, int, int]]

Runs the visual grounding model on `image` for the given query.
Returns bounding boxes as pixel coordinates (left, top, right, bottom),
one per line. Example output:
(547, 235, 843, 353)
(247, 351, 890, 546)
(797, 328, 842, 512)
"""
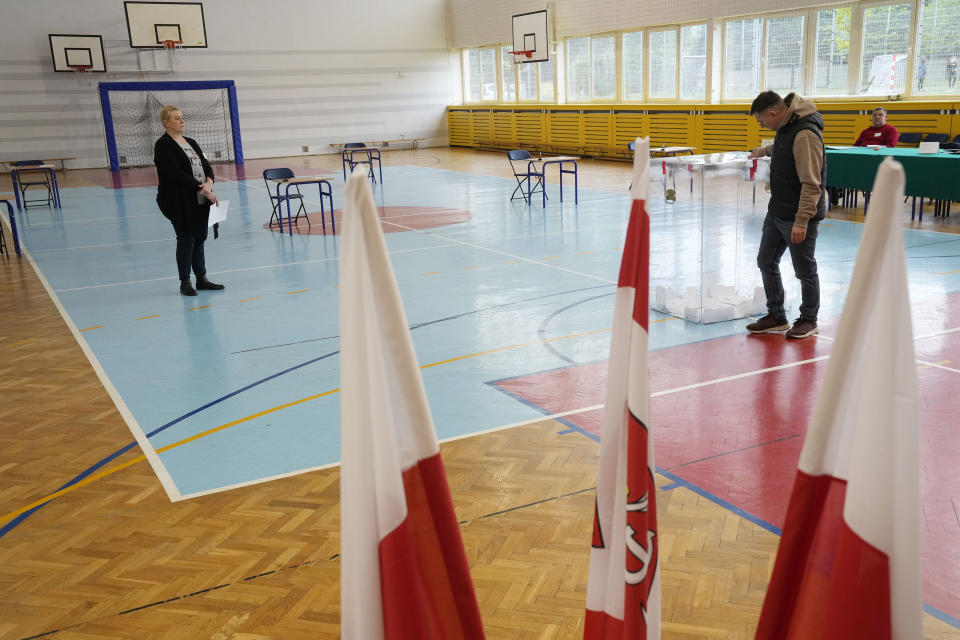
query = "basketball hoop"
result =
(161, 39, 183, 49)
(68, 64, 94, 86)
(508, 50, 533, 59)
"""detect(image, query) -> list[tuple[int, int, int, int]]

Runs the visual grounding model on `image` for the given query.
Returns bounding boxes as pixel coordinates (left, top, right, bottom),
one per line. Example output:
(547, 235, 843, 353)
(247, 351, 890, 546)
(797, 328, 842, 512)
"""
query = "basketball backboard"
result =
(512, 10, 549, 63)
(124, 1, 207, 48)
(49, 34, 107, 72)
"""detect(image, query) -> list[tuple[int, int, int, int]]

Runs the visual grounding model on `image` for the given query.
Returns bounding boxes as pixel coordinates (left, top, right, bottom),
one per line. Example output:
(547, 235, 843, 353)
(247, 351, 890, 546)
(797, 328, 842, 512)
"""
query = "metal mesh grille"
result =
(108, 88, 234, 168)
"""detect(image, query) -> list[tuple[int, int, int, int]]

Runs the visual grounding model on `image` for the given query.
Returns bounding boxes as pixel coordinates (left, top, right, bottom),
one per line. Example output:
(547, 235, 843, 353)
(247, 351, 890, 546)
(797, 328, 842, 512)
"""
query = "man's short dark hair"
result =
(873, 107, 887, 114)
(750, 91, 783, 115)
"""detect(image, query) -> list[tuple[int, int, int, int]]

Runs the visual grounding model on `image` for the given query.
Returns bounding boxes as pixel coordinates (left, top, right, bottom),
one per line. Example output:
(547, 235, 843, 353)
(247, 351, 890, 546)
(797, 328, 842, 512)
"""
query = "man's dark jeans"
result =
(756, 214, 820, 323)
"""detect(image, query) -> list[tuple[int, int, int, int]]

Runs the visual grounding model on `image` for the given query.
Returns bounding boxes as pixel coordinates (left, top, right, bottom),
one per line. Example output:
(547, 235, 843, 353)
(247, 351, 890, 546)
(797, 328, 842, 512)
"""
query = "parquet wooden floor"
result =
(2, 150, 960, 639)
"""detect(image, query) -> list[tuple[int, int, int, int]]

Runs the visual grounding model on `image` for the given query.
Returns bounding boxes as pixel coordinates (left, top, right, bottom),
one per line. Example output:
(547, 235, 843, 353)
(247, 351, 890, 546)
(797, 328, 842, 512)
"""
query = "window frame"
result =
(461, 46, 500, 104)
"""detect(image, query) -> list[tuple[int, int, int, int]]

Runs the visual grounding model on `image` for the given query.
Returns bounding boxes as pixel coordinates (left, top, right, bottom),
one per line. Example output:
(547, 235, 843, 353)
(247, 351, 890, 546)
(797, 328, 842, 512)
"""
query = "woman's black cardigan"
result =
(154, 133, 215, 237)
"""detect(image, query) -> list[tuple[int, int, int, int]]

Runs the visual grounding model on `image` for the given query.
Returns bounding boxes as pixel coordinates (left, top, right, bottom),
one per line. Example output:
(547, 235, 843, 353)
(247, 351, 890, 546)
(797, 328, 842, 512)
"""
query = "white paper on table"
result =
(918, 141, 939, 154)
(208, 200, 229, 226)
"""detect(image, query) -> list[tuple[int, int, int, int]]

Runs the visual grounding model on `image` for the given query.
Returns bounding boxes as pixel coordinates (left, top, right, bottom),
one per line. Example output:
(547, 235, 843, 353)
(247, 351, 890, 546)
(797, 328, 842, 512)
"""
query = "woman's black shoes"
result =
(180, 277, 224, 295)
(196, 277, 225, 290)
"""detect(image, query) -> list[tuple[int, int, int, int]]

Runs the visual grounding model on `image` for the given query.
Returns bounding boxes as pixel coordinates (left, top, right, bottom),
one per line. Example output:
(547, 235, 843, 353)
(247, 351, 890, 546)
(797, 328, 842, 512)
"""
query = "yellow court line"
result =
(935, 269, 960, 276)
(421, 327, 610, 369)
(463, 266, 481, 270)
(287, 290, 308, 295)
(239, 297, 261, 302)
(651, 316, 681, 324)
(0, 327, 615, 524)
(422, 271, 440, 275)
(137, 315, 160, 321)
(79, 325, 104, 332)
(578, 251, 595, 255)
(540, 256, 559, 260)
(188, 305, 210, 311)
(7, 339, 36, 347)
(502, 260, 521, 264)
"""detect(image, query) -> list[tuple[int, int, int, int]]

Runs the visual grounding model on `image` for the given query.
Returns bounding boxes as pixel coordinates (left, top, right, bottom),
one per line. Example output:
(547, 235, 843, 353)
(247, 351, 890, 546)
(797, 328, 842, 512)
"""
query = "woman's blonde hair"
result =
(160, 105, 181, 123)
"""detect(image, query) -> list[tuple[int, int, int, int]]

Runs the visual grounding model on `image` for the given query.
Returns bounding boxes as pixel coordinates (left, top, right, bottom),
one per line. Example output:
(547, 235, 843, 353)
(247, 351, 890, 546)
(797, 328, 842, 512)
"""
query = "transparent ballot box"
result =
(649, 152, 769, 324)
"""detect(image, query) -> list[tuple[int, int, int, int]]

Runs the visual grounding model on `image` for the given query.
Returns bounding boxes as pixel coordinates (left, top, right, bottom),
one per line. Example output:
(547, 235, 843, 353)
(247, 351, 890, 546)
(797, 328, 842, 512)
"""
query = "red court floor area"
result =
(492, 324, 960, 622)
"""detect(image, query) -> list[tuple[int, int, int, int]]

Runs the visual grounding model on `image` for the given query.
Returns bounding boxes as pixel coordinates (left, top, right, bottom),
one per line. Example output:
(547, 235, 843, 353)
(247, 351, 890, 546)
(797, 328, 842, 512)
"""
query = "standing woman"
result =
(154, 105, 225, 296)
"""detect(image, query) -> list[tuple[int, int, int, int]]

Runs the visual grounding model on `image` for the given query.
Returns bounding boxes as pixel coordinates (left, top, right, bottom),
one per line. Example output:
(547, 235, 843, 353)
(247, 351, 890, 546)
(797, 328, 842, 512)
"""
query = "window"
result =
(860, 3, 912, 95)
(765, 15, 805, 95)
(462, 48, 497, 102)
(814, 8, 851, 95)
(518, 60, 538, 100)
(649, 29, 678, 99)
(592, 36, 616, 99)
(501, 46, 516, 102)
(915, 0, 960, 94)
(680, 24, 707, 100)
(724, 18, 763, 99)
(566, 37, 590, 101)
(622, 31, 643, 100)
(539, 58, 555, 102)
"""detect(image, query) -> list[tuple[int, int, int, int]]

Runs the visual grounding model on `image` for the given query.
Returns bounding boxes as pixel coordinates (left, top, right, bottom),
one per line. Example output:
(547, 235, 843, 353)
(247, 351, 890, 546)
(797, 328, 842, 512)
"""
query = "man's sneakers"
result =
(746, 314, 789, 334)
(746, 315, 819, 339)
(785, 318, 819, 339)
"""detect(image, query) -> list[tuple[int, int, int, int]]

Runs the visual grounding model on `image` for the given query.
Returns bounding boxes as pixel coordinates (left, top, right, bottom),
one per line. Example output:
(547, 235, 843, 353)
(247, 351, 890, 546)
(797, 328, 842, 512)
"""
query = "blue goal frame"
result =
(98, 80, 243, 171)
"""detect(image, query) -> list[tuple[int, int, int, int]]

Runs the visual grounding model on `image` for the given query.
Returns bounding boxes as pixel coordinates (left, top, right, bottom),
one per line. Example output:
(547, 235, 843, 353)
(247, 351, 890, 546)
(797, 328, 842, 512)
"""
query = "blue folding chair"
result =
(263, 168, 310, 230)
(923, 133, 949, 147)
(13, 160, 53, 208)
(341, 142, 382, 184)
(943, 134, 960, 150)
(897, 132, 923, 147)
(507, 150, 545, 204)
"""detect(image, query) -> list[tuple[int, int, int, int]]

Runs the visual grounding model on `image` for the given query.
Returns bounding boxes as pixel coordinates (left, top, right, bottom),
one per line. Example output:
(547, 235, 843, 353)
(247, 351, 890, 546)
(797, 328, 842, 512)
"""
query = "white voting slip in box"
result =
(650, 152, 767, 324)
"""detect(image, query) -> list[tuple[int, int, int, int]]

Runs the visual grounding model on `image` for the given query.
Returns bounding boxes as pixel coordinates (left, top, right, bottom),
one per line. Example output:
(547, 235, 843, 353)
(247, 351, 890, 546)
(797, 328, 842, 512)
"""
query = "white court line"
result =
(51, 242, 462, 292)
(0, 214, 182, 501)
(242, 173, 617, 285)
(30, 229, 253, 253)
(178, 352, 832, 496)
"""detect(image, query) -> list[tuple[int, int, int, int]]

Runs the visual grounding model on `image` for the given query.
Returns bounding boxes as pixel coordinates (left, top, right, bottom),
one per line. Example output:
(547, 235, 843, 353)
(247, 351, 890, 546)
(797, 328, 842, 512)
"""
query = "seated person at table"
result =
(831, 107, 898, 205)
(853, 107, 898, 147)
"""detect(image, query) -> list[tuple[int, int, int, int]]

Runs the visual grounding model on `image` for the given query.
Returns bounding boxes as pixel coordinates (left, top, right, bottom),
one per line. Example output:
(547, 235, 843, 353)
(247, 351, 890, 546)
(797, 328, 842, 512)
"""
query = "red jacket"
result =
(854, 124, 898, 147)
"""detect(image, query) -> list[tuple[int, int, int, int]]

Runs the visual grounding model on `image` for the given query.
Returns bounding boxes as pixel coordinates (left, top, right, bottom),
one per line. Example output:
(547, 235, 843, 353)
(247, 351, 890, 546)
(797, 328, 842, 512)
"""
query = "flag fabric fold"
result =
(756, 157, 922, 640)
(585, 137, 662, 640)
(339, 168, 485, 640)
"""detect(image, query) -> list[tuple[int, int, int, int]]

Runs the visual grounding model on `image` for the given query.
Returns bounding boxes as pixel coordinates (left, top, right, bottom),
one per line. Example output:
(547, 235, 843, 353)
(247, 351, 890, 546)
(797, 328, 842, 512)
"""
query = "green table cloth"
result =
(825, 147, 960, 201)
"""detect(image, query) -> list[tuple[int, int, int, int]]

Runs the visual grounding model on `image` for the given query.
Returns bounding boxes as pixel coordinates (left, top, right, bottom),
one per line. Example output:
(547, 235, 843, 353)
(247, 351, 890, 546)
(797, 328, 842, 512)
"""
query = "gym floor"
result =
(1, 147, 959, 639)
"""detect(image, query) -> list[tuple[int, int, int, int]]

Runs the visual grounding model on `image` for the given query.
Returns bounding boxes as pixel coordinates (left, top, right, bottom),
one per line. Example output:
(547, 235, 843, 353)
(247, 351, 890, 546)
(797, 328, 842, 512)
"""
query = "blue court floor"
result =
(11, 158, 960, 504)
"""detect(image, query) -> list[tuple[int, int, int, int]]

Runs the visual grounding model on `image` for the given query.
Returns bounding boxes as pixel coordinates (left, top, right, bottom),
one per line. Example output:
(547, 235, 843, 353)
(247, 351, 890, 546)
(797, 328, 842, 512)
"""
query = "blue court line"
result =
(925, 603, 960, 630)
(489, 385, 960, 631)
(1, 284, 615, 539)
(486, 382, 601, 443)
(536, 292, 616, 365)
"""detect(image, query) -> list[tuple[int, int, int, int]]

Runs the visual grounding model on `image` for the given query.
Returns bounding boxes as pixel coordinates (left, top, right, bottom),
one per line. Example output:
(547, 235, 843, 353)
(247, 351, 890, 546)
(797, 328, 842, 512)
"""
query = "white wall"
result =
(0, 0, 457, 168)
(447, 0, 847, 48)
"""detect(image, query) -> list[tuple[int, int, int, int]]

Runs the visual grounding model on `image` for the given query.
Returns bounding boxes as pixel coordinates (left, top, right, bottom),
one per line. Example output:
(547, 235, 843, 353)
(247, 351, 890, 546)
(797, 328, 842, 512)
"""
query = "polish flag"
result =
(584, 138, 661, 640)
(756, 157, 922, 640)
(339, 168, 486, 640)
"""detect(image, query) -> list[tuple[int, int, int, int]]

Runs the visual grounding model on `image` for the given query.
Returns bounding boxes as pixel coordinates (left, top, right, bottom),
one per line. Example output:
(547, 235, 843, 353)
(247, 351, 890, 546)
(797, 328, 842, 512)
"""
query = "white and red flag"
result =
(756, 157, 922, 639)
(339, 168, 485, 640)
(584, 137, 661, 639)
